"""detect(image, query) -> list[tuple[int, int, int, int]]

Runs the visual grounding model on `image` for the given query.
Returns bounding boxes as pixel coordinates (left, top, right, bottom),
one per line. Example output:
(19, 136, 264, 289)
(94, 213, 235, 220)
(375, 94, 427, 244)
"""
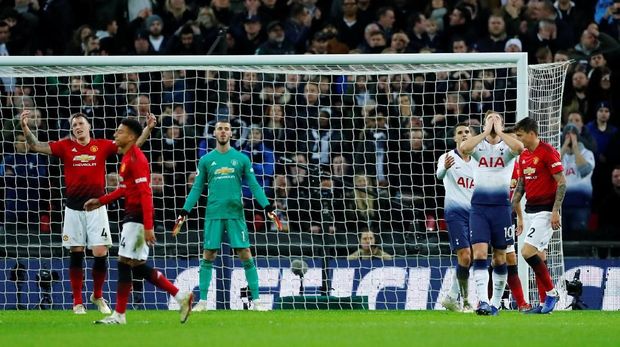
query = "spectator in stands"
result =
(3, 107, 48, 143)
(502, 0, 527, 38)
(165, 24, 205, 55)
(598, 0, 620, 40)
(383, 31, 410, 53)
(307, 31, 329, 54)
(241, 125, 275, 199)
(586, 101, 618, 164)
(82, 34, 100, 56)
(2, 133, 48, 224)
(255, 21, 295, 55)
(407, 12, 430, 53)
(424, 17, 442, 52)
(305, 107, 343, 165)
(563, 70, 590, 121)
(587, 67, 616, 124)
(151, 121, 196, 185)
(145, 14, 170, 54)
(355, 23, 386, 53)
(234, 16, 265, 55)
(129, 30, 154, 55)
(375, 7, 396, 42)
(345, 174, 378, 225)
(262, 104, 296, 157)
(347, 228, 392, 260)
(561, 124, 596, 236)
(211, 0, 234, 26)
(570, 24, 620, 62)
(354, 108, 389, 186)
(333, 0, 365, 51)
(451, 37, 470, 53)
(161, 0, 195, 36)
(555, 0, 589, 42)
(284, 3, 312, 53)
(525, 19, 559, 62)
(259, 0, 288, 25)
(443, 4, 476, 51)
(599, 166, 620, 234)
(476, 13, 508, 52)
(567, 111, 598, 152)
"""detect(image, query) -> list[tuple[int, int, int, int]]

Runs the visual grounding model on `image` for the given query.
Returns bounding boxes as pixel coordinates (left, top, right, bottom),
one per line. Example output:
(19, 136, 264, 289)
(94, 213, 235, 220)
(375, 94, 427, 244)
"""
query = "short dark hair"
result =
(70, 112, 90, 124)
(514, 117, 539, 135)
(120, 118, 143, 138)
(454, 122, 470, 132)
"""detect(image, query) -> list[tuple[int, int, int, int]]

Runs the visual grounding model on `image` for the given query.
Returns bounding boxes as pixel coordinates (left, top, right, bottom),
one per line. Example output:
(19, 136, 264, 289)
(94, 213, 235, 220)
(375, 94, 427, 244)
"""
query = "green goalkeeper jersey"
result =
(182, 148, 270, 220)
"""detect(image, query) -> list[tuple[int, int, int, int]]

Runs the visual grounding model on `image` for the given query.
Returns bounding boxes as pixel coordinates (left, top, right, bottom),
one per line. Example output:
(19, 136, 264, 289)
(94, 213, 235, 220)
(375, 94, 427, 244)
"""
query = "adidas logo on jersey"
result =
(72, 148, 77, 152)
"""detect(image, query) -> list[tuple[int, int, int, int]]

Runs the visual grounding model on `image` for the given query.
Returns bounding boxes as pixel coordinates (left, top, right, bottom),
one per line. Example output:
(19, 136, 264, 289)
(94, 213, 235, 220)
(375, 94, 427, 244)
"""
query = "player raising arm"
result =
(20, 110, 155, 315)
(175, 120, 281, 311)
(513, 117, 566, 314)
(437, 123, 475, 312)
(460, 111, 523, 315)
(84, 118, 193, 324)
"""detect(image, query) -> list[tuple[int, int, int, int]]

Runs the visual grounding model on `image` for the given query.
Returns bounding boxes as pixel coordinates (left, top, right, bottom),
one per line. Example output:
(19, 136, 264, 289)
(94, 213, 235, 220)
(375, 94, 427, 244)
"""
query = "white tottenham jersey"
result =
(436, 149, 474, 216)
(470, 139, 517, 206)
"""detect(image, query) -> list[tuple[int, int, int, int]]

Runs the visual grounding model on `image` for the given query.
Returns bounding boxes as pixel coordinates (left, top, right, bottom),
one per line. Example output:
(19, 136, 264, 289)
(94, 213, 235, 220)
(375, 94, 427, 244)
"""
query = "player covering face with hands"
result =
(460, 111, 524, 316)
(174, 120, 281, 311)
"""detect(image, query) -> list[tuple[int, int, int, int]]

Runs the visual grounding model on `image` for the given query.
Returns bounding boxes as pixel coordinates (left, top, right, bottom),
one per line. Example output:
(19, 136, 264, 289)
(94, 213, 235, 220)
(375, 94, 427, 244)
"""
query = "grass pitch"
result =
(0, 310, 618, 347)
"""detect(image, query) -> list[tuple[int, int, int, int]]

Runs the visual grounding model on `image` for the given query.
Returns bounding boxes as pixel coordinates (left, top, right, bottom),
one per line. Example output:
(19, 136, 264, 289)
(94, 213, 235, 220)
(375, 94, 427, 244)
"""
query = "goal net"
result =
(0, 55, 568, 310)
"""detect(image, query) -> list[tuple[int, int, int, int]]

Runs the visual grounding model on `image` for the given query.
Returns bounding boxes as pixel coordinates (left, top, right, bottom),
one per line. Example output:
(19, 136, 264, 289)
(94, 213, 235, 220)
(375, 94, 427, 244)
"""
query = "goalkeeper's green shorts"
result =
(203, 219, 250, 250)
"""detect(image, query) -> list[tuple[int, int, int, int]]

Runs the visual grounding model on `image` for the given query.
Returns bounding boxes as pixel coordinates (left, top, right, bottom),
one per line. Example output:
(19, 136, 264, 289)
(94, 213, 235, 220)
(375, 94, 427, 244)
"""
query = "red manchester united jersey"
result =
(519, 141, 563, 210)
(99, 144, 154, 230)
(49, 138, 117, 210)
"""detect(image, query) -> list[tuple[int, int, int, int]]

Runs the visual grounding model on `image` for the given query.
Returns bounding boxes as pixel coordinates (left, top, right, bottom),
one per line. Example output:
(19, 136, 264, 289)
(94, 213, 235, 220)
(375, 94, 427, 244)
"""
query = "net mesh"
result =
(0, 58, 567, 310)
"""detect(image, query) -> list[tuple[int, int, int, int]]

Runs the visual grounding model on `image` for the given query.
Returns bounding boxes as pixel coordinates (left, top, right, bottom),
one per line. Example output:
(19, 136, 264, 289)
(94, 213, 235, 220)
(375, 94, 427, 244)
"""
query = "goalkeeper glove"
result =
(264, 205, 283, 232)
(172, 210, 189, 237)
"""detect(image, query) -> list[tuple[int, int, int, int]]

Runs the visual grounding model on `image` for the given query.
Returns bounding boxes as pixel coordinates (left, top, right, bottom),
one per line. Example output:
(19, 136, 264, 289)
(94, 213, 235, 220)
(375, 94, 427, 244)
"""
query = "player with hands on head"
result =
(84, 118, 193, 325)
(178, 120, 280, 312)
(437, 123, 475, 313)
(460, 111, 524, 316)
(19, 109, 156, 315)
(513, 117, 566, 314)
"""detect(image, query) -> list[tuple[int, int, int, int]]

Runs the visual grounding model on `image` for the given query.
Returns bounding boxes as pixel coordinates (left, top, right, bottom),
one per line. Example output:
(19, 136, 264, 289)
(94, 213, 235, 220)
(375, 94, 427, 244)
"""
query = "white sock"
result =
(474, 268, 490, 304)
(448, 270, 460, 300)
(490, 270, 508, 308)
(546, 288, 558, 297)
(174, 292, 186, 303)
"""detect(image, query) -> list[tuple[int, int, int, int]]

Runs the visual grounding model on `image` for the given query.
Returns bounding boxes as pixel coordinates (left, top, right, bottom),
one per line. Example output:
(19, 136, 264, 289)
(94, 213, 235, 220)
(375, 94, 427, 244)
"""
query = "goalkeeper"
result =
(175, 120, 281, 311)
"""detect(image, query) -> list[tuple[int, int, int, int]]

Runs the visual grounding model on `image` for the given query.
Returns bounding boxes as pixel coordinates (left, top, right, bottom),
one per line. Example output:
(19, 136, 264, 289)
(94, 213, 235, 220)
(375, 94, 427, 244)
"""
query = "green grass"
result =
(1, 310, 619, 347)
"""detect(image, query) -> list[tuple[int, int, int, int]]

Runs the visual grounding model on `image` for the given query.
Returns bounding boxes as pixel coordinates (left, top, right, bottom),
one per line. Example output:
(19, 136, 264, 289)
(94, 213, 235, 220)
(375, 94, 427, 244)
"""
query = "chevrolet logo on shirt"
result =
(73, 154, 96, 163)
(215, 167, 235, 175)
(523, 167, 536, 175)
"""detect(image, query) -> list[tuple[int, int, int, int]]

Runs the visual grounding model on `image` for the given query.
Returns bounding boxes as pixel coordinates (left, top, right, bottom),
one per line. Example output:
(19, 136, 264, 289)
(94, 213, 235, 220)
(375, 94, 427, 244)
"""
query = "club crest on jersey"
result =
(533, 157, 540, 165)
(523, 167, 536, 175)
(478, 156, 505, 167)
(231, 159, 238, 166)
(90, 145, 98, 153)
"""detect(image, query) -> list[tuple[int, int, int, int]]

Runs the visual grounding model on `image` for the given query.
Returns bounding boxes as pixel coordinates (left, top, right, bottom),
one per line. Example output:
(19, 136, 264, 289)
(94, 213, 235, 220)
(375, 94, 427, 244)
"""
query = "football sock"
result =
(526, 255, 554, 300)
(448, 269, 460, 300)
(243, 258, 260, 300)
(473, 259, 489, 304)
(490, 263, 508, 308)
(134, 264, 179, 297)
(456, 264, 470, 302)
(69, 252, 85, 305)
(199, 259, 213, 301)
(507, 265, 527, 307)
(92, 256, 107, 299)
(116, 262, 132, 314)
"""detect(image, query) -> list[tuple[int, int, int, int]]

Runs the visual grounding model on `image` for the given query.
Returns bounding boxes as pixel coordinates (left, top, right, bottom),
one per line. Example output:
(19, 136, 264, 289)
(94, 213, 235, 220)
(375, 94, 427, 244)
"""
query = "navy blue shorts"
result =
(446, 211, 471, 251)
(469, 203, 512, 249)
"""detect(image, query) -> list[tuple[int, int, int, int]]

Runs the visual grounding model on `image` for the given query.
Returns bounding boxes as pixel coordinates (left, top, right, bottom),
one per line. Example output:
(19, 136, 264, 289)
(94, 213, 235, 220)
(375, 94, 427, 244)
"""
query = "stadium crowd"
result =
(1, 0, 619, 257)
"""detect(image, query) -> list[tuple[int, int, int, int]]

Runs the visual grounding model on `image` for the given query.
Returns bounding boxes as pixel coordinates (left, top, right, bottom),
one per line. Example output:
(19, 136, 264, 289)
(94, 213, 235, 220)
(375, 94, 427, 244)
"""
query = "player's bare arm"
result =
(512, 177, 525, 235)
(19, 110, 52, 154)
(135, 113, 157, 148)
(144, 228, 156, 246)
(551, 172, 567, 230)
(460, 122, 491, 155)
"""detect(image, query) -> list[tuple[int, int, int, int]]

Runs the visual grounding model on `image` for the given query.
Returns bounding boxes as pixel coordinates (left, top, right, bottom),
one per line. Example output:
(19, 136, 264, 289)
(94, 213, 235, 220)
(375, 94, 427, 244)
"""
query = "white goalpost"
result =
(0, 54, 569, 310)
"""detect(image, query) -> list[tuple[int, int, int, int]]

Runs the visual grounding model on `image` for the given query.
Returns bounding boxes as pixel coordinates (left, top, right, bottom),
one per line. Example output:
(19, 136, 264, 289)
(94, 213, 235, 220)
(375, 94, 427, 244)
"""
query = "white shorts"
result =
(118, 222, 149, 261)
(62, 206, 112, 248)
(523, 211, 554, 251)
(506, 244, 515, 253)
